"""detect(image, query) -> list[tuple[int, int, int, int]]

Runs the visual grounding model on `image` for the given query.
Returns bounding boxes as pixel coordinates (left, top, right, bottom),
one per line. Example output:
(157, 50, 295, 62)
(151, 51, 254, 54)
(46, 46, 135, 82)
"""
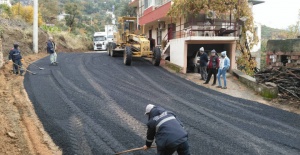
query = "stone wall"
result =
(266, 39, 300, 68)
(0, 38, 3, 68)
(232, 69, 278, 99)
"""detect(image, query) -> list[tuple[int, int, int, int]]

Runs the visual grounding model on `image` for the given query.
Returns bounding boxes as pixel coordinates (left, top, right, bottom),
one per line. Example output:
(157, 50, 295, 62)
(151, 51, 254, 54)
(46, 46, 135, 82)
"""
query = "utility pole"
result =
(33, 0, 38, 53)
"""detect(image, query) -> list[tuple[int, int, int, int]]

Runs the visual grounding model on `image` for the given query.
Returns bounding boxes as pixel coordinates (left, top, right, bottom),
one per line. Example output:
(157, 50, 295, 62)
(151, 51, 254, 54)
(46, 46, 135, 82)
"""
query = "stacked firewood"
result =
(254, 68, 300, 99)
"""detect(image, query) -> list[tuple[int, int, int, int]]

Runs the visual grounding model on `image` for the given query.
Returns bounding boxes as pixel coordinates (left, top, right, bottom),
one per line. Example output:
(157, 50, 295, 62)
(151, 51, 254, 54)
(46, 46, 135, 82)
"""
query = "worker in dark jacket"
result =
(204, 49, 219, 85)
(47, 37, 57, 65)
(143, 104, 190, 155)
(199, 47, 208, 81)
(8, 43, 24, 75)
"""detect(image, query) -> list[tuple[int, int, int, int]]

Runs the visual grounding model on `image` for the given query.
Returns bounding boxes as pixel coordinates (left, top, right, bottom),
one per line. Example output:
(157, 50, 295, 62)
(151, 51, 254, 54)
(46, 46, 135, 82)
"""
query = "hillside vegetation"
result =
(0, 0, 134, 57)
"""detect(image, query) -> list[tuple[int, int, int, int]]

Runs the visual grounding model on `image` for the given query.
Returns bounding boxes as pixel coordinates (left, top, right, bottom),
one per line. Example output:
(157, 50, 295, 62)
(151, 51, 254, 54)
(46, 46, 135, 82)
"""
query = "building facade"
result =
(0, 0, 11, 7)
(266, 39, 300, 68)
(129, 0, 263, 73)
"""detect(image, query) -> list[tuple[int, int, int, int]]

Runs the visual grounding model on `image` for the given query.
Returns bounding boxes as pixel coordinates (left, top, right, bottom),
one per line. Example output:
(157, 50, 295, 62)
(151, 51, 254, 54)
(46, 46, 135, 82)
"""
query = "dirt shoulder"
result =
(0, 53, 61, 155)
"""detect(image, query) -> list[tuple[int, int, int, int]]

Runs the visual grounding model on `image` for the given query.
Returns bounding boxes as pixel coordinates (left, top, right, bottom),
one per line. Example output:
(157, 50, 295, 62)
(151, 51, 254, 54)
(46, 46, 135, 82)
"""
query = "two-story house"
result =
(130, 0, 264, 73)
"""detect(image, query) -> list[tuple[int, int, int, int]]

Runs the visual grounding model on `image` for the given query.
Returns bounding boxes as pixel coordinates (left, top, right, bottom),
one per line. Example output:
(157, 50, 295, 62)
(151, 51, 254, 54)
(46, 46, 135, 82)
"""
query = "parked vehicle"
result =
(93, 32, 108, 51)
(107, 16, 161, 66)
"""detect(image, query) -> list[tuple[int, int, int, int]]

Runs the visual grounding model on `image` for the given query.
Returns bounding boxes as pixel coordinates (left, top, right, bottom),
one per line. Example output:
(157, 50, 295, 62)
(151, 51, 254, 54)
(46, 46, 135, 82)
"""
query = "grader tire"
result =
(107, 43, 111, 56)
(124, 46, 132, 66)
(152, 47, 161, 66)
(110, 43, 116, 57)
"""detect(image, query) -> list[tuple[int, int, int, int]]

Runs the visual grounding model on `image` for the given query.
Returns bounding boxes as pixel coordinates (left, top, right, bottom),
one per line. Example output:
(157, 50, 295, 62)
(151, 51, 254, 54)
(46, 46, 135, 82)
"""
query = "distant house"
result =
(106, 11, 116, 25)
(130, 0, 245, 73)
(0, 0, 12, 7)
(57, 12, 69, 21)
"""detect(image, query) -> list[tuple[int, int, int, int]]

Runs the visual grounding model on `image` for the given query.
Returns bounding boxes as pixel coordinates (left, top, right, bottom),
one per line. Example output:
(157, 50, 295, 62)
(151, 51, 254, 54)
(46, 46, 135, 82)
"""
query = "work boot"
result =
(222, 87, 227, 89)
(216, 86, 222, 88)
(212, 83, 216, 86)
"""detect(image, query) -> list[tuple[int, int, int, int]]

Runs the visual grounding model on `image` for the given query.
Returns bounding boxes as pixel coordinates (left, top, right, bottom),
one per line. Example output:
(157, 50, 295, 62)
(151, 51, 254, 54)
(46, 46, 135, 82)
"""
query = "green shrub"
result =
(40, 25, 62, 33)
(0, 4, 12, 18)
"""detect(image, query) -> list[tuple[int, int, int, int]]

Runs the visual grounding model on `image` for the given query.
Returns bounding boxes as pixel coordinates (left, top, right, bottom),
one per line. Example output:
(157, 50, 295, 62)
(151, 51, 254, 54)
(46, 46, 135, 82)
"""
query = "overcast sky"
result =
(252, 0, 300, 29)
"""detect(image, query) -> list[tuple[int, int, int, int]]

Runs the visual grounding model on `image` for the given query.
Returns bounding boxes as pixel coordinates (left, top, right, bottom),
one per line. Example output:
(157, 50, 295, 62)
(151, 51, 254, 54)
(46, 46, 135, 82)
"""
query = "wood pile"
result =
(254, 68, 300, 100)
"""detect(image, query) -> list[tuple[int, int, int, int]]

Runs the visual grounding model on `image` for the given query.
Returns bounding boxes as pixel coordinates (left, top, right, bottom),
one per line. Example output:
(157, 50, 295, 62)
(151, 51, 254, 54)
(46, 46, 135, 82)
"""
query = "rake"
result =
(115, 146, 156, 155)
(13, 62, 37, 75)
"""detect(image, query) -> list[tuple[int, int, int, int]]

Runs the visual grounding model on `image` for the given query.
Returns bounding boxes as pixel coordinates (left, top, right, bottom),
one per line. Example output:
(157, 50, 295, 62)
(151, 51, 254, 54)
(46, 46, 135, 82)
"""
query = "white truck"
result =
(93, 32, 108, 51)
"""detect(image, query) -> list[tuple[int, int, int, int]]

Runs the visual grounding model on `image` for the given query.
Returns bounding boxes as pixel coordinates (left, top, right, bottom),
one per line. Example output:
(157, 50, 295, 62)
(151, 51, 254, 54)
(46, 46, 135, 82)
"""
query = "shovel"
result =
(115, 146, 156, 155)
(12, 62, 37, 75)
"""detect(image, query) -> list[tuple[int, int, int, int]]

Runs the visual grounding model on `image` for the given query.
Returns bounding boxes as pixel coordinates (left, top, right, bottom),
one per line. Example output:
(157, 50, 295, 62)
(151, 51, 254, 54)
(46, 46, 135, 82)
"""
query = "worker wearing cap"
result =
(8, 43, 24, 75)
(143, 104, 190, 155)
(47, 37, 58, 65)
(199, 47, 208, 81)
(204, 49, 219, 85)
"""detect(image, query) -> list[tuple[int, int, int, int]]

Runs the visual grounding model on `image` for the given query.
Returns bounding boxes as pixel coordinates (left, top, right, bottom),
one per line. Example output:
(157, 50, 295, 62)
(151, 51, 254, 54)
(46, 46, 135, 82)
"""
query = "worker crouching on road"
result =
(143, 104, 190, 155)
(47, 37, 58, 65)
(8, 43, 24, 75)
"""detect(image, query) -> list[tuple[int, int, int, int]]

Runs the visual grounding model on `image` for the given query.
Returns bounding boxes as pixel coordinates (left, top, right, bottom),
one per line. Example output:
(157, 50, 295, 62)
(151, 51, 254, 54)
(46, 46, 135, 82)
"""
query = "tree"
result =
(39, 0, 59, 23)
(168, 0, 258, 76)
(285, 9, 300, 39)
(11, 3, 43, 25)
(0, 4, 12, 18)
(65, 2, 82, 32)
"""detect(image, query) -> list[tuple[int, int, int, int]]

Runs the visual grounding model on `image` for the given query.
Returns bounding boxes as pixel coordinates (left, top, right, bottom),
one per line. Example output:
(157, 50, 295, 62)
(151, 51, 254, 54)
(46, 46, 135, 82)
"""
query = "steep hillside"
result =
(261, 25, 290, 40)
(0, 17, 91, 59)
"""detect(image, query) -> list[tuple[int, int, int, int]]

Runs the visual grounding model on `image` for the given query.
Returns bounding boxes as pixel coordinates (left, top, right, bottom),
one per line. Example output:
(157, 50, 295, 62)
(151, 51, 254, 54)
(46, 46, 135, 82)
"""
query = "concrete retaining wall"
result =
(232, 69, 278, 99)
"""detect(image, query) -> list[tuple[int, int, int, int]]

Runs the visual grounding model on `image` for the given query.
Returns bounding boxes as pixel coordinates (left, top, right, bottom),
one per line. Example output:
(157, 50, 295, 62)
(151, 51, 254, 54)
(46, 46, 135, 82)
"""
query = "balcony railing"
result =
(164, 21, 240, 41)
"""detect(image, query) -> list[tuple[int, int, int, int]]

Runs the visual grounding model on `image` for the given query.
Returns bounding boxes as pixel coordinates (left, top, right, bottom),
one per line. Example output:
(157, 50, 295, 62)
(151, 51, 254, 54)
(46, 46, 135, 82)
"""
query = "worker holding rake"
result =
(143, 104, 190, 155)
(8, 42, 24, 75)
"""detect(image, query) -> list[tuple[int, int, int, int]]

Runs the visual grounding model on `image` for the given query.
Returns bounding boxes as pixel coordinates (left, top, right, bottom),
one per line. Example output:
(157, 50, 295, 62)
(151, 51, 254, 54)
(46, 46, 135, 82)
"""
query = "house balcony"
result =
(162, 21, 240, 44)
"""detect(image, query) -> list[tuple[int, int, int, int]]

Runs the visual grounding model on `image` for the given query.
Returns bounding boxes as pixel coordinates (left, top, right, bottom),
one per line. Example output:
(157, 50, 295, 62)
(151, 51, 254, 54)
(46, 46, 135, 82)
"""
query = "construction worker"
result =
(47, 36, 58, 65)
(143, 104, 190, 155)
(8, 43, 24, 75)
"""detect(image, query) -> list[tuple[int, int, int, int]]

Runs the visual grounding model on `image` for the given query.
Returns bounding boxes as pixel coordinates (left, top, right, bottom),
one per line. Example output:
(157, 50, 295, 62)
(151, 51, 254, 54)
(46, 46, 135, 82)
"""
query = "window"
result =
(144, 0, 148, 8)
(94, 36, 106, 41)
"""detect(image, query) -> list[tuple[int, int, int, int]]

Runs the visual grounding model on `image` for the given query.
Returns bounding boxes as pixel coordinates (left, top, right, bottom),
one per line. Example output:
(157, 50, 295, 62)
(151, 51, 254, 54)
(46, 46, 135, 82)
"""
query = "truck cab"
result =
(93, 32, 108, 51)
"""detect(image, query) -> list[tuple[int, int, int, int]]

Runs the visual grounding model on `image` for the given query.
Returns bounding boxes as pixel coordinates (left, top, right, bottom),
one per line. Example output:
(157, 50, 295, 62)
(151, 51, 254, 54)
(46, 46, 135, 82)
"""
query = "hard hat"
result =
(145, 104, 155, 115)
(13, 42, 19, 46)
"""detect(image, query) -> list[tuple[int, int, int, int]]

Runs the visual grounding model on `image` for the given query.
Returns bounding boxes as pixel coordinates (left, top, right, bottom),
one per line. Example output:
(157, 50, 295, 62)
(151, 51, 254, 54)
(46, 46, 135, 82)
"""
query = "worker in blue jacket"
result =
(8, 43, 24, 75)
(143, 104, 190, 155)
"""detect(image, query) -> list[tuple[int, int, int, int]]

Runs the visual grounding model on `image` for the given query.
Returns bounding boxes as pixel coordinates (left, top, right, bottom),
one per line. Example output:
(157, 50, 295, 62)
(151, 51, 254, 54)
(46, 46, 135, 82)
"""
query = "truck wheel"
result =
(107, 43, 111, 56)
(124, 46, 132, 66)
(152, 47, 161, 66)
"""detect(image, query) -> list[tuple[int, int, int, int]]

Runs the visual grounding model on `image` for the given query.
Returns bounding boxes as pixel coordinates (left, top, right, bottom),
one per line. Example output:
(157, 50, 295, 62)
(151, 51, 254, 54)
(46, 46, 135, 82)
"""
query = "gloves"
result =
(143, 145, 149, 150)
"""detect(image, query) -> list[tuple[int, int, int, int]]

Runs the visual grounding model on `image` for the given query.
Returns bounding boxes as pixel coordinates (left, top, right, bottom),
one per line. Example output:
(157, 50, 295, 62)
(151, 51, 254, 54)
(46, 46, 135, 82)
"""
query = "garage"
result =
(186, 41, 236, 73)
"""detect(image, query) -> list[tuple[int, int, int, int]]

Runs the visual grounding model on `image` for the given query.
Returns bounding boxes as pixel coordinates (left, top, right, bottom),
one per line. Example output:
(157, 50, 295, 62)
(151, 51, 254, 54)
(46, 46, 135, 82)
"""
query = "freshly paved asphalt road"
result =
(24, 52, 300, 155)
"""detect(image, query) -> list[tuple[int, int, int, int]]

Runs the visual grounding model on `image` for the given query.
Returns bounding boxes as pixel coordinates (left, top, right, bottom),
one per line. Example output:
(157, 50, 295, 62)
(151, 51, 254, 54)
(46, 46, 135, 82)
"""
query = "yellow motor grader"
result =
(107, 16, 161, 66)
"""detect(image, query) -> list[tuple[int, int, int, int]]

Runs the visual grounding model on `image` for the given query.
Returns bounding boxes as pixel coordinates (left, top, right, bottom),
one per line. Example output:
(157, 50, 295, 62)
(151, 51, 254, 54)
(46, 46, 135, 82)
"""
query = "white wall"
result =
(170, 38, 186, 68)
(251, 22, 262, 53)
